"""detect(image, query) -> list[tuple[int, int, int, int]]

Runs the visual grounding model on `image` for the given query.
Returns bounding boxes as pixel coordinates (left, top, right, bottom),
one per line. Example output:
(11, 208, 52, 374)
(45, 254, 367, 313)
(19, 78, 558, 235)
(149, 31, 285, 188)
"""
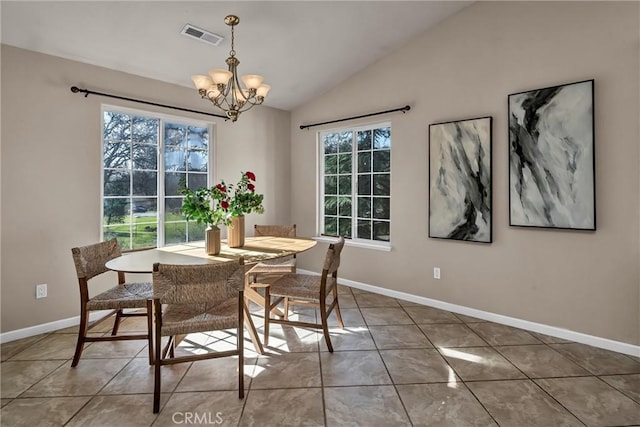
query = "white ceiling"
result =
(1, 1, 471, 111)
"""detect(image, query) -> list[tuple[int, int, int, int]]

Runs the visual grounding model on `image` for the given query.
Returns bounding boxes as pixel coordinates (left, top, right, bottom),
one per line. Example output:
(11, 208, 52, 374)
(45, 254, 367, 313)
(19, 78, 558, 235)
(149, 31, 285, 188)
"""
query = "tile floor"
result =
(1, 286, 640, 426)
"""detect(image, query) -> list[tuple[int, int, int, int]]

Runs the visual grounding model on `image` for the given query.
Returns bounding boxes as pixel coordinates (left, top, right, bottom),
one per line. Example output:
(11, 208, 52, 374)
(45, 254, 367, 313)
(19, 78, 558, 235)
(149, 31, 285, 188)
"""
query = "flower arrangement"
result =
(180, 171, 264, 228)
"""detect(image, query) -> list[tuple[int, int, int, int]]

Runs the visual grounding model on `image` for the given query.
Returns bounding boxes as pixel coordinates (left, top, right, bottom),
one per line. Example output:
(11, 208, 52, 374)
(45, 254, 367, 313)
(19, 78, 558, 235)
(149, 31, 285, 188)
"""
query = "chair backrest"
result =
(152, 260, 244, 305)
(254, 224, 297, 238)
(322, 236, 345, 275)
(71, 238, 122, 281)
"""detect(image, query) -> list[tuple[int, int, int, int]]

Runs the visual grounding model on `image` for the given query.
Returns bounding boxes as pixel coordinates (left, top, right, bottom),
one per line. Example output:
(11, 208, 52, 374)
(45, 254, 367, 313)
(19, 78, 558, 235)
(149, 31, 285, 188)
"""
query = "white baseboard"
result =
(298, 269, 640, 357)
(0, 310, 112, 344)
(3, 275, 639, 358)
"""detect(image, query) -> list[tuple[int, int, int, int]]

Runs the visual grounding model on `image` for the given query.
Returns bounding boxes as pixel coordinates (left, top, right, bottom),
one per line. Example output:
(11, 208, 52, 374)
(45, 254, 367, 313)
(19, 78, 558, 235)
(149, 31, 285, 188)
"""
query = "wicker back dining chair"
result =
(151, 260, 245, 413)
(248, 236, 345, 350)
(70, 239, 154, 367)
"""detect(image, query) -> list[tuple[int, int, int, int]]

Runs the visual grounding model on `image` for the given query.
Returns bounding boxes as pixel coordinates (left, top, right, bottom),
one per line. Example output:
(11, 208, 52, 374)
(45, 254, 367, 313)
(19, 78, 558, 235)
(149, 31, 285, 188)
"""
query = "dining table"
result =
(105, 236, 317, 354)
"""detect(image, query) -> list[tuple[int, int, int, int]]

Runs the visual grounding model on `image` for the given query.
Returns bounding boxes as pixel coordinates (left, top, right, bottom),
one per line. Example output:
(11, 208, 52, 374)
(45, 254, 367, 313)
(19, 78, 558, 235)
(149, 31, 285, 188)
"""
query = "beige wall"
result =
(1, 45, 291, 332)
(291, 1, 640, 345)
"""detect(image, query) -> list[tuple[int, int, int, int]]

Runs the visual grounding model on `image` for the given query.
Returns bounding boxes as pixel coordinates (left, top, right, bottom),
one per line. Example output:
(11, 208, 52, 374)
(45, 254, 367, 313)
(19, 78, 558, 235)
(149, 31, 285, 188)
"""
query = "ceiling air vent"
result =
(181, 24, 224, 47)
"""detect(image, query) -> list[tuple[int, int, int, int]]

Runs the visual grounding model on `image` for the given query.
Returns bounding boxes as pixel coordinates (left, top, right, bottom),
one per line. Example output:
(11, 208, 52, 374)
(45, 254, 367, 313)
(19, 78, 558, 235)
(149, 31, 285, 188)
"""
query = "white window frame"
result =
(100, 104, 215, 248)
(316, 121, 391, 251)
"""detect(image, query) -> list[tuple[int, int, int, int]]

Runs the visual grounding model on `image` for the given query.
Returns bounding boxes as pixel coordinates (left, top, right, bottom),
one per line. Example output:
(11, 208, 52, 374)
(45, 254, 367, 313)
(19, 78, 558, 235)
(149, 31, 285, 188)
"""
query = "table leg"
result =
(243, 298, 264, 354)
(245, 284, 285, 318)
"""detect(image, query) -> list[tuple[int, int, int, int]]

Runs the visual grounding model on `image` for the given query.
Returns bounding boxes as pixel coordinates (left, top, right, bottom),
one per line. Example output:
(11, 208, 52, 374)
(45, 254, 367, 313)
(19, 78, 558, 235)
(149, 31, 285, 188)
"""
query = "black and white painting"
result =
(429, 117, 492, 243)
(509, 79, 595, 230)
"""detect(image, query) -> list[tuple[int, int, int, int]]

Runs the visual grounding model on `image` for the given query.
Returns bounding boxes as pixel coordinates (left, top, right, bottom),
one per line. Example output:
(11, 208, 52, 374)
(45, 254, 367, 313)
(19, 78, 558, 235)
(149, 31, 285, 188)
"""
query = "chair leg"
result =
(238, 291, 244, 399)
(332, 286, 344, 329)
(153, 300, 162, 414)
(263, 286, 270, 347)
(146, 300, 154, 365)
(319, 297, 334, 353)
(71, 306, 90, 367)
(111, 309, 124, 336)
(283, 297, 290, 321)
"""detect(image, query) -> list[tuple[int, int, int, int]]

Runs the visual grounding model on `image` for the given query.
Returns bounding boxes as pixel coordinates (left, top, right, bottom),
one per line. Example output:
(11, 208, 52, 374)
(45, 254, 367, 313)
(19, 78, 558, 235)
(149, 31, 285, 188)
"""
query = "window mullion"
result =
(158, 120, 165, 247)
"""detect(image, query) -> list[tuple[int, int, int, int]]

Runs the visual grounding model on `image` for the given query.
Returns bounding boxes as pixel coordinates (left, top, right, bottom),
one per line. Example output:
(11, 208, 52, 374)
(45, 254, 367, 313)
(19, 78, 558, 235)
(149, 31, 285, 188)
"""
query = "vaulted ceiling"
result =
(1, 1, 471, 110)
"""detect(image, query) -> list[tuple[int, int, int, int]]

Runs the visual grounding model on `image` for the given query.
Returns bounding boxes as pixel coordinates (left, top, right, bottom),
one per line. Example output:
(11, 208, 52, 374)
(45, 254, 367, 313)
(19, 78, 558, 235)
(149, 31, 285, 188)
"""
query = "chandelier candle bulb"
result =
(191, 15, 270, 122)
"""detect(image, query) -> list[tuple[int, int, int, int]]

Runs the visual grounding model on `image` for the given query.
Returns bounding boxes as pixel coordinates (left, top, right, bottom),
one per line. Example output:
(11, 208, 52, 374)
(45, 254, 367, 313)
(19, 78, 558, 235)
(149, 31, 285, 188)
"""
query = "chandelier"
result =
(191, 15, 270, 122)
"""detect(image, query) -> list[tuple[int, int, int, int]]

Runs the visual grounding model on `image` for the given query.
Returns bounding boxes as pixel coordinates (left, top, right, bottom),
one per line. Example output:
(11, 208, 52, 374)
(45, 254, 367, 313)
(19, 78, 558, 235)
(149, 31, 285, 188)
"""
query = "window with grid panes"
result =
(320, 123, 391, 243)
(102, 108, 212, 249)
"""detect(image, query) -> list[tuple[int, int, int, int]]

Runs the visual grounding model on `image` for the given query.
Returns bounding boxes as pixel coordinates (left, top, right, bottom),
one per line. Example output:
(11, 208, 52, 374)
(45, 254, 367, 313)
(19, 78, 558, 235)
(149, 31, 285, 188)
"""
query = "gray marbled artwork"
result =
(509, 80, 595, 229)
(429, 117, 492, 243)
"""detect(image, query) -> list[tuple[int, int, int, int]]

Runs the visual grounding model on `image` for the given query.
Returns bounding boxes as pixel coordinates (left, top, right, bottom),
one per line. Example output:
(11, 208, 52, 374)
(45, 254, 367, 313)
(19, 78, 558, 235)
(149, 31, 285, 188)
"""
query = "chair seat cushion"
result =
(86, 282, 153, 310)
(161, 297, 239, 336)
(269, 273, 337, 301)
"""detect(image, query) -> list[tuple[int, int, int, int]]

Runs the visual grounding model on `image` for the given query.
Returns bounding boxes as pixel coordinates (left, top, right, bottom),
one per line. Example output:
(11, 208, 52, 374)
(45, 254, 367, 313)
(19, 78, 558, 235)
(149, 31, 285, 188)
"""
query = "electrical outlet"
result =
(36, 284, 47, 299)
(433, 267, 441, 280)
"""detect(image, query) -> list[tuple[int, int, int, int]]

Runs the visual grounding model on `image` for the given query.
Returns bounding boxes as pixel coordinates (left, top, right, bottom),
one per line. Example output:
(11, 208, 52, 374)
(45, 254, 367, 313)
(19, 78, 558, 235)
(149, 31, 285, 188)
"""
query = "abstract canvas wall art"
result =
(429, 116, 492, 243)
(509, 80, 595, 230)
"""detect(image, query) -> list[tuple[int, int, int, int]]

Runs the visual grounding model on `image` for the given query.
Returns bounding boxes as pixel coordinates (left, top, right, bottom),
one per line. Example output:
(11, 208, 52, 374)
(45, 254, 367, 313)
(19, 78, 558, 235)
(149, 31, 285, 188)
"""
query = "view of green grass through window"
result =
(321, 124, 391, 242)
(102, 110, 211, 249)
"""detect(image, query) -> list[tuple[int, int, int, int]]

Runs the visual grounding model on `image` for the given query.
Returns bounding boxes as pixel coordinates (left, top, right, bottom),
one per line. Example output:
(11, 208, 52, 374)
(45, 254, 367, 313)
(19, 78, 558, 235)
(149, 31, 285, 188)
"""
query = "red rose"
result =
(216, 183, 226, 193)
(248, 183, 255, 192)
(221, 200, 229, 209)
(245, 171, 256, 181)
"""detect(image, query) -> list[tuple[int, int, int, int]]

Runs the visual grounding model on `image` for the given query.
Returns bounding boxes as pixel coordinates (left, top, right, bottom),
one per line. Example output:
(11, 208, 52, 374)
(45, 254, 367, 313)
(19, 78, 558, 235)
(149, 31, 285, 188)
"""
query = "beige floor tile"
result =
(1, 334, 51, 361)
(439, 347, 526, 381)
(155, 391, 244, 426)
(599, 374, 640, 403)
(419, 323, 487, 348)
(369, 325, 432, 349)
(22, 359, 129, 397)
(468, 380, 583, 427)
(529, 331, 572, 344)
(320, 326, 376, 352)
(252, 352, 320, 389)
(239, 388, 324, 426)
(454, 313, 488, 323)
(397, 383, 497, 427)
(354, 292, 400, 308)
(333, 293, 357, 308)
(175, 356, 254, 392)
(321, 350, 391, 386)
(360, 307, 414, 325)
(99, 358, 189, 395)
(65, 394, 158, 426)
(380, 348, 457, 384)
(405, 306, 461, 324)
(468, 323, 542, 346)
(0, 396, 90, 427)
(324, 385, 411, 426)
(336, 285, 353, 295)
(550, 343, 640, 375)
(1, 398, 12, 408)
(396, 299, 424, 307)
(324, 308, 365, 327)
(81, 338, 148, 359)
(496, 345, 590, 378)
(536, 376, 640, 426)
(7, 334, 78, 361)
(260, 324, 321, 353)
(1, 360, 66, 398)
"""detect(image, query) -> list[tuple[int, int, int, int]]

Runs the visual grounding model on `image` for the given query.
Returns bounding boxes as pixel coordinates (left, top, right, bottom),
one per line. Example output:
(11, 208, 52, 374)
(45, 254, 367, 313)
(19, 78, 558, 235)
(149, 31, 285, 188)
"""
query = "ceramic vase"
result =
(227, 215, 245, 248)
(205, 226, 221, 255)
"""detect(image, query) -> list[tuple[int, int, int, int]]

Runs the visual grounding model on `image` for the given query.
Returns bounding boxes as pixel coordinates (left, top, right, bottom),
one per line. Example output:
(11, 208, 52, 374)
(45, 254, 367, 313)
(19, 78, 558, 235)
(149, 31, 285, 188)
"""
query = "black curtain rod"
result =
(299, 105, 411, 130)
(70, 86, 227, 120)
